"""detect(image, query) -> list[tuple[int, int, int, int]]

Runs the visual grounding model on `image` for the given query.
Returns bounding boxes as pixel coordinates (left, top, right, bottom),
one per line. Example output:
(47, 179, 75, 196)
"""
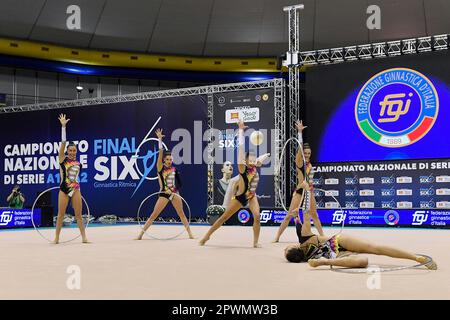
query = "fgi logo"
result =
(355, 68, 439, 147)
(332, 210, 346, 224)
(0, 210, 13, 226)
(260, 210, 273, 224)
(412, 211, 429, 226)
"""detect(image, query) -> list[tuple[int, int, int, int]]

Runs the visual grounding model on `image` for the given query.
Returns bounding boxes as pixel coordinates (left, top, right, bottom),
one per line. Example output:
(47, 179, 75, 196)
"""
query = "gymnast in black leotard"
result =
(273, 121, 324, 243)
(200, 119, 264, 248)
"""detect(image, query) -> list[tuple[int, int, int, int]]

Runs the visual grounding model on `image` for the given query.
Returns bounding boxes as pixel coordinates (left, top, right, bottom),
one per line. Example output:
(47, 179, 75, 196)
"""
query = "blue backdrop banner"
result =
(0, 95, 208, 218)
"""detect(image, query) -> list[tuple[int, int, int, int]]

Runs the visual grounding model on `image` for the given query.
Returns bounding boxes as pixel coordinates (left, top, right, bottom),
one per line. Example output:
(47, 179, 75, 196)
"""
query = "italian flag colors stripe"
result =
(360, 120, 382, 141)
(407, 116, 434, 142)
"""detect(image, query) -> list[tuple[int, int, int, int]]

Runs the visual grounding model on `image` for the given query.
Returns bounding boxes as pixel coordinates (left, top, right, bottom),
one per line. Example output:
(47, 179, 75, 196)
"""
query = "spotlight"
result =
(76, 85, 83, 92)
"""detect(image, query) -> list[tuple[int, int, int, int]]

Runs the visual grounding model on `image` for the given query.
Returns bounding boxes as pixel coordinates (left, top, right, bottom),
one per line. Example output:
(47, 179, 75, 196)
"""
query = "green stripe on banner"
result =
(360, 120, 382, 141)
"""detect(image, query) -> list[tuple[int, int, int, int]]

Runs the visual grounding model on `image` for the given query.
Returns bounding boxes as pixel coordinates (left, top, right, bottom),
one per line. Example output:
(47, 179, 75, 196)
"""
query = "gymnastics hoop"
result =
(275, 136, 345, 236)
(31, 186, 91, 244)
(137, 192, 191, 240)
(330, 254, 434, 273)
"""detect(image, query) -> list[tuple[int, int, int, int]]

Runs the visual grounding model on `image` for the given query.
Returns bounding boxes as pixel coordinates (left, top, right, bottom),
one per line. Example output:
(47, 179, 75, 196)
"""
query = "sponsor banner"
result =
(311, 158, 450, 209)
(213, 89, 275, 207)
(0, 96, 208, 218)
(0, 208, 40, 229)
(235, 208, 450, 228)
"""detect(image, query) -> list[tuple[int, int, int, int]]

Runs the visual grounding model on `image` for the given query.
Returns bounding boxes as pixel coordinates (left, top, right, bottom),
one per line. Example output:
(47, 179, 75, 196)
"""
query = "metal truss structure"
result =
(0, 78, 286, 212)
(283, 4, 304, 194)
(299, 34, 450, 66)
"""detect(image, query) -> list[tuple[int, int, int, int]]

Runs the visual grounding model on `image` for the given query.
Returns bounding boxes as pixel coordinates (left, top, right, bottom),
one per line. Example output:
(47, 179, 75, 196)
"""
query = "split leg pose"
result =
(136, 128, 194, 240)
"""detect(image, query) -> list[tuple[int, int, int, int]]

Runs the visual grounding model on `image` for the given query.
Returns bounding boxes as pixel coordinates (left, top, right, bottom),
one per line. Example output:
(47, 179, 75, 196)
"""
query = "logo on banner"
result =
(397, 189, 413, 196)
(314, 189, 325, 197)
(0, 210, 13, 226)
(381, 200, 396, 208)
(420, 187, 435, 196)
(360, 202, 375, 208)
(345, 189, 358, 197)
(218, 131, 239, 149)
(345, 177, 358, 185)
(384, 210, 400, 225)
(316, 200, 325, 208)
(420, 174, 435, 183)
(381, 176, 395, 184)
(345, 200, 359, 209)
(381, 188, 395, 197)
(355, 68, 439, 147)
(325, 202, 340, 209)
(238, 209, 251, 224)
(260, 210, 272, 224)
(332, 210, 346, 224)
(360, 189, 375, 196)
(312, 177, 324, 186)
(437, 201, 450, 209)
(397, 176, 412, 184)
(218, 96, 226, 105)
(262, 94, 269, 101)
(130, 117, 169, 196)
(397, 201, 413, 209)
(420, 200, 435, 209)
(412, 211, 429, 225)
(436, 188, 450, 196)
(359, 177, 374, 184)
(325, 190, 339, 197)
(325, 178, 339, 185)
(225, 108, 260, 123)
(436, 175, 450, 183)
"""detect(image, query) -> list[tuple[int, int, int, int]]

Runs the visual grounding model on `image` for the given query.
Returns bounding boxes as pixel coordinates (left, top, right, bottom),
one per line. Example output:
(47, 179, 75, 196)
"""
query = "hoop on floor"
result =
(31, 186, 91, 244)
(330, 254, 433, 273)
(137, 192, 191, 240)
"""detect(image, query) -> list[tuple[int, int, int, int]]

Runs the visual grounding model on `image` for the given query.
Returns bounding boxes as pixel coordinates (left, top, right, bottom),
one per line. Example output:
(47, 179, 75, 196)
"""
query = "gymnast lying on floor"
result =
(284, 207, 437, 270)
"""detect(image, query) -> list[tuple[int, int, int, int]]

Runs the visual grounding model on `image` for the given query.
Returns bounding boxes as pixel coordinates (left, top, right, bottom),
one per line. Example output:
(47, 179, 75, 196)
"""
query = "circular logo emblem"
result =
(384, 210, 400, 226)
(255, 95, 261, 102)
(262, 94, 269, 101)
(237, 209, 251, 224)
(218, 96, 226, 104)
(355, 68, 439, 148)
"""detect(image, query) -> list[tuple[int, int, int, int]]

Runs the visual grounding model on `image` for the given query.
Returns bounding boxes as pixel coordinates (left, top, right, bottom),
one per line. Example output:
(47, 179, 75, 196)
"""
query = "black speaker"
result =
(36, 190, 52, 206)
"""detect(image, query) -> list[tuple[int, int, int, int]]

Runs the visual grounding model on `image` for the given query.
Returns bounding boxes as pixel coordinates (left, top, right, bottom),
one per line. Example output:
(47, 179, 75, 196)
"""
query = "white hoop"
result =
(31, 186, 90, 244)
(275, 136, 345, 235)
(330, 254, 433, 273)
(137, 192, 191, 240)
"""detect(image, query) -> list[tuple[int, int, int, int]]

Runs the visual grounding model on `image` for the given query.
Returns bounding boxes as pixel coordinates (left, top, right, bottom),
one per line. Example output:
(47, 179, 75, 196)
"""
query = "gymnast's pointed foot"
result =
(82, 238, 91, 244)
(417, 255, 437, 270)
(199, 236, 209, 246)
(53, 238, 60, 245)
(272, 238, 280, 243)
(253, 243, 262, 248)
